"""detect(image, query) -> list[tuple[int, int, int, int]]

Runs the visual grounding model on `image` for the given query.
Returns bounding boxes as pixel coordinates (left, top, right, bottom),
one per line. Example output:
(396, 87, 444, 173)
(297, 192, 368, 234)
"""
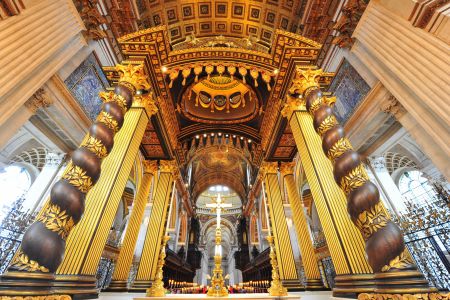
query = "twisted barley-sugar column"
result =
(259, 162, 300, 290)
(293, 68, 433, 295)
(53, 93, 158, 296)
(0, 64, 150, 297)
(279, 162, 325, 290)
(130, 160, 177, 292)
(107, 160, 158, 291)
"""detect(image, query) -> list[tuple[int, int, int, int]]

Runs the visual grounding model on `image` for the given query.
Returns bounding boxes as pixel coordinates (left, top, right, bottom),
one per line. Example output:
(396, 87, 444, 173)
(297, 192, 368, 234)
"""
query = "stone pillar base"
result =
(333, 274, 376, 297)
(52, 275, 98, 300)
(0, 271, 53, 296)
(305, 278, 327, 291)
(374, 270, 437, 294)
(129, 280, 153, 292)
(281, 279, 305, 291)
(103, 280, 128, 292)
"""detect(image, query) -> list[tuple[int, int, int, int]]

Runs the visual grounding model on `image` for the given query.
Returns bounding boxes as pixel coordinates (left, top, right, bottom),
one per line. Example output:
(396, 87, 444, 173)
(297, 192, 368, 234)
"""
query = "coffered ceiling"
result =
(135, 0, 306, 46)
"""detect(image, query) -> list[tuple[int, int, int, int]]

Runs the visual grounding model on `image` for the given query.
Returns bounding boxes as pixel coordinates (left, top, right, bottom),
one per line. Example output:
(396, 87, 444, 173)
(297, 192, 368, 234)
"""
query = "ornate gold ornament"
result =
(96, 111, 119, 133)
(279, 162, 296, 176)
(159, 160, 178, 175)
(81, 135, 108, 158)
(207, 228, 228, 297)
(381, 250, 414, 272)
(146, 235, 171, 297)
(281, 94, 306, 119)
(99, 91, 127, 113)
(324, 96, 336, 107)
(317, 115, 338, 136)
(327, 138, 353, 161)
(308, 96, 323, 114)
(289, 68, 322, 95)
(142, 160, 158, 175)
(259, 161, 279, 177)
(340, 163, 369, 195)
(10, 250, 49, 273)
(37, 204, 75, 240)
(266, 235, 288, 297)
(62, 164, 93, 194)
(115, 64, 150, 91)
(358, 293, 450, 300)
(132, 94, 158, 116)
(355, 202, 389, 241)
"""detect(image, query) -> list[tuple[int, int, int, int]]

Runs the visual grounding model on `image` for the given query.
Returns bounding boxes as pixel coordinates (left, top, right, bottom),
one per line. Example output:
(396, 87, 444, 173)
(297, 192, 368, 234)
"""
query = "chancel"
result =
(0, 0, 449, 300)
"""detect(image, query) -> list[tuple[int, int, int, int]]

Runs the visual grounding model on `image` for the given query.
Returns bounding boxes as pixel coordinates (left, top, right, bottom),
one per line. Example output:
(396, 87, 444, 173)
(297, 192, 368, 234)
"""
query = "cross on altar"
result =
(206, 194, 232, 228)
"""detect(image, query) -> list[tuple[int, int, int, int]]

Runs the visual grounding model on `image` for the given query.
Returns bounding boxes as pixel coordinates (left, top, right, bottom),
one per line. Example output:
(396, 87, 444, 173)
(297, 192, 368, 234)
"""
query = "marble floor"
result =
(98, 291, 341, 300)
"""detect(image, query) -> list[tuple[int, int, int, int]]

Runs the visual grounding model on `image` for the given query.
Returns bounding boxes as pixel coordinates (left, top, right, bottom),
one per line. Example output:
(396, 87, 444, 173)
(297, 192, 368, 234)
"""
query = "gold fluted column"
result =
(107, 160, 158, 291)
(281, 93, 374, 296)
(130, 160, 177, 292)
(260, 162, 301, 290)
(53, 95, 158, 297)
(280, 162, 325, 290)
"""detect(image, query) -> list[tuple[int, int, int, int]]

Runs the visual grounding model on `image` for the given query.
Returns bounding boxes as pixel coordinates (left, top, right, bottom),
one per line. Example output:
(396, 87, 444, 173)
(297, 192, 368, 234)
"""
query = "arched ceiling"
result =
(135, 0, 306, 46)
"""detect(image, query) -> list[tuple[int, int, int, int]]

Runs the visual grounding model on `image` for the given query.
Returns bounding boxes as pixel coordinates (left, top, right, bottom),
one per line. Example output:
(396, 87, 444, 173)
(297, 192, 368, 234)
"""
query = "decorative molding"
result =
(380, 95, 407, 119)
(332, 0, 369, 48)
(24, 88, 53, 113)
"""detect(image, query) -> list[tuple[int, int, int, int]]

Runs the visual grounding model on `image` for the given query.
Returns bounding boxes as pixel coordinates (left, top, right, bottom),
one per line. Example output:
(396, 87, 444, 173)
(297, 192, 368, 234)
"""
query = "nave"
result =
(0, 0, 449, 299)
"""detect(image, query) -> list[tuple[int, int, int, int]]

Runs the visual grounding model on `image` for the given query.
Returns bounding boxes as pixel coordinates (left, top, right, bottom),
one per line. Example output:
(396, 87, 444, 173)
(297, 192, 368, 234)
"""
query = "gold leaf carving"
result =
(381, 250, 414, 272)
(340, 164, 369, 195)
(81, 135, 108, 158)
(10, 250, 49, 273)
(37, 204, 75, 240)
(327, 138, 353, 161)
(355, 202, 388, 240)
(62, 164, 93, 193)
(309, 97, 323, 114)
(317, 115, 338, 136)
(96, 111, 119, 133)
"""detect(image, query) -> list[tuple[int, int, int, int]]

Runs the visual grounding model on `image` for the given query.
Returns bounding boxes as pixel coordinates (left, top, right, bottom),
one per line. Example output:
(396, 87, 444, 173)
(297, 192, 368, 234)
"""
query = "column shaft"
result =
(290, 111, 372, 275)
(54, 107, 148, 295)
(280, 163, 325, 290)
(260, 163, 300, 290)
(107, 160, 157, 291)
(130, 161, 176, 291)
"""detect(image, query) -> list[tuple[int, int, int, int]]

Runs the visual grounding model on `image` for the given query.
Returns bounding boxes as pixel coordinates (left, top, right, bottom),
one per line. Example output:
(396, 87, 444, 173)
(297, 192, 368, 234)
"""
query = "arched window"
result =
(0, 164, 32, 222)
(398, 170, 439, 208)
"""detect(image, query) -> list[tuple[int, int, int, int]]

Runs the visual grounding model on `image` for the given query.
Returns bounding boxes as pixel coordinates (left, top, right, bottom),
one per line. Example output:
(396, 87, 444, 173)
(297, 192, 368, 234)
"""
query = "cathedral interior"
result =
(0, 0, 449, 299)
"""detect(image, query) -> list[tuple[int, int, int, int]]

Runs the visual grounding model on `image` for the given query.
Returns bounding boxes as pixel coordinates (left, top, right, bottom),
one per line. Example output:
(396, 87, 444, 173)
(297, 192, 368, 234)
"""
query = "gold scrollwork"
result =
(62, 164, 93, 193)
(10, 250, 49, 273)
(355, 202, 388, 241)
(327, 138, 353, 161)
(340, 164, 369, 195)
(37, 204, 75, 240)
(317, 115, 338, 136)
(381, 250, 414, 272)
(81, 135, 108, 158)
(96, 111, 119, 133)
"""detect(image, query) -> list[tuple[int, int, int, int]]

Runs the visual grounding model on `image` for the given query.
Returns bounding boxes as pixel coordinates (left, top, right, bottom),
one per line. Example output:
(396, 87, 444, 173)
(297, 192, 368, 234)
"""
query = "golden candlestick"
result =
(146, 235, 171, 297)
(266, 235, 288, 296)
(207, 227, 228, 297)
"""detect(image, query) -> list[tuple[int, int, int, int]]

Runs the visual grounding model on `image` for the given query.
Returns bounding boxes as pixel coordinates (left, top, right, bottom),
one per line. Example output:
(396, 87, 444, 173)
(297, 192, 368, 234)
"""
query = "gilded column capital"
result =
(259, 161, 279, 178)
(288, 68, 323, 95)
(159, 160, 178, 176)
(143, 160, 158, 175)
(25, 88, 53, 113)
(116, 64, 151, 92)
(281, 94, 306, 119)
(279, 162, 296, 176)
(132, 93, 158, 117)
(380, 95, 406, 119)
